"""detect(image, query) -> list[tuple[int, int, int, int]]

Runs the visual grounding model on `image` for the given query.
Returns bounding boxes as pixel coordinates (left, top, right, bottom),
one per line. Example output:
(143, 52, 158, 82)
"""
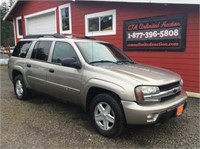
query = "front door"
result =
(46, 41, 83, 104)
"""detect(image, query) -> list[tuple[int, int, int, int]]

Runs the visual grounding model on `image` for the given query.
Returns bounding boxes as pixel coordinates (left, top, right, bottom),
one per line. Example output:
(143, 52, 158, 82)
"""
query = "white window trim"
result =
(85, 9, 116, 36)
(16, 16, 23, 38)
(59, 3, 72, 34)
(13, 18, 17, 45)
(24, 7, 57, 35)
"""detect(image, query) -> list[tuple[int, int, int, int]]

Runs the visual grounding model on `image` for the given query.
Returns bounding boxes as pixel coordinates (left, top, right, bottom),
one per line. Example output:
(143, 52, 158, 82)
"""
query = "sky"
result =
(0, 0, 13, 5)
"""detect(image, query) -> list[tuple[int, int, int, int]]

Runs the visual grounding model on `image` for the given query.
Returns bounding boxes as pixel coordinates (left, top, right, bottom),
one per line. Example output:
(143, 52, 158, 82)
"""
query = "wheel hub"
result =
(94, 102, 115, 131)
(16, 80, 23, 97)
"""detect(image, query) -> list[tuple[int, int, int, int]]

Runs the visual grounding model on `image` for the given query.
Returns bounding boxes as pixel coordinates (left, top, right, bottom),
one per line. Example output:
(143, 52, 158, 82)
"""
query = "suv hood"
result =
(97, 63, 181, 85)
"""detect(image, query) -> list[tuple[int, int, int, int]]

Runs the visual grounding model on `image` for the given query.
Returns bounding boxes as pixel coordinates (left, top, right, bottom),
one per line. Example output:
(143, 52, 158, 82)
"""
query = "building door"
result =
(25, 10, 56, 35)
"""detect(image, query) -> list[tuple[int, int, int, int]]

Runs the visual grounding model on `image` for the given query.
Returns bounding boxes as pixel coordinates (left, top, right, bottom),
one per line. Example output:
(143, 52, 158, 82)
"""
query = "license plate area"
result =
(176, 104, 184, 116)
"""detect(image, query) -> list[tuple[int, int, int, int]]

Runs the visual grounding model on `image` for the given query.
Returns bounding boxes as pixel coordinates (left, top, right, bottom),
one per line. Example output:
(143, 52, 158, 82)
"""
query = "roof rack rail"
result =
(24, 33, 65, 39)
(65, 34, 96, 40)
(82, 36, 96, 40)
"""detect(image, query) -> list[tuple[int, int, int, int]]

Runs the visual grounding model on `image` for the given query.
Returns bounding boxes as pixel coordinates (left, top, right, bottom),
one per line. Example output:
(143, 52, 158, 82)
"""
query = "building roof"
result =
(3, 0, 200, 21)
(3, 0, 21, 21)
(79, 0, 200, 4)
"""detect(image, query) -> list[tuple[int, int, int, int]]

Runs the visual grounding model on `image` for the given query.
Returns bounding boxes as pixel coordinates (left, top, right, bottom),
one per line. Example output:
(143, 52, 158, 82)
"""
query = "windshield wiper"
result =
(89, 60, 135, 65)
(89, 60, 115, 64)
(116, 60, 135, 64)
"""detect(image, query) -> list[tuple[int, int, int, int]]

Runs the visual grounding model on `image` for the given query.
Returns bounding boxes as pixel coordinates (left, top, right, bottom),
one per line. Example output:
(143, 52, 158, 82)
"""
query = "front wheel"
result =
(14, 75, 31, 100)
(90, 93, 125, 137)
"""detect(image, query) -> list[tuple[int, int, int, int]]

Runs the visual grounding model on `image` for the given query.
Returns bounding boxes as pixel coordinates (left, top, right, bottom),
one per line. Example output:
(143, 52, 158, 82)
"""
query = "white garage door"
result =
(26, 11, 56, 35)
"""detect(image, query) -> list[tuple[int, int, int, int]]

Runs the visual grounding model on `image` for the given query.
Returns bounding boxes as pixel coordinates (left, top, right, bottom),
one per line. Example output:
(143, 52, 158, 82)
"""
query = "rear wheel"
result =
(14, 75, 31, 100)
(90, 93, 125, 137)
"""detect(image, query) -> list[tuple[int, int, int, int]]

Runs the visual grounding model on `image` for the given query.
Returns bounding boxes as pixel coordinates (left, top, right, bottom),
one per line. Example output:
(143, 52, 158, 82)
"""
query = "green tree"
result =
(1, 1, 15, 47)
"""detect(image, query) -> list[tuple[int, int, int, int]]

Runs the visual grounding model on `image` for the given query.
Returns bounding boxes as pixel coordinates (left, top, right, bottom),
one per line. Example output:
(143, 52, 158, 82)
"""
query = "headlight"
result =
(139, 86, 159, 95)
(135, 86, 160, 104)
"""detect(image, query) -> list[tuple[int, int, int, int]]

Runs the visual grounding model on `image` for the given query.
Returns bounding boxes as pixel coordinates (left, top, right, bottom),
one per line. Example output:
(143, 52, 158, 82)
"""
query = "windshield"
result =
(75, 42, 133, 64)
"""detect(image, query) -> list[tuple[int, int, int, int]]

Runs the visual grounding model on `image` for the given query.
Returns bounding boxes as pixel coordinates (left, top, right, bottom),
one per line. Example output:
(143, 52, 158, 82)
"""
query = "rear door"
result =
(26, 40, 53, 93)
(46, 41, 83, 104)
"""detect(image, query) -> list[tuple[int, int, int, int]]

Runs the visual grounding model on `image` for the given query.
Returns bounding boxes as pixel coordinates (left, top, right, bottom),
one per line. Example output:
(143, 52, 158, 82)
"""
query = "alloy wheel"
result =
(16, 80, 23, 97)
(94, 102, 115, 131)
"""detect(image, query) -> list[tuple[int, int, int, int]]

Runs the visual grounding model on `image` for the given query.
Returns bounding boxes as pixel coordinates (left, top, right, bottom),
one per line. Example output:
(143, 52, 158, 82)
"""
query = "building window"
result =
(59, 4, 72, 34)
(16, 16, 23, 38)
(85, 9, 116, 36)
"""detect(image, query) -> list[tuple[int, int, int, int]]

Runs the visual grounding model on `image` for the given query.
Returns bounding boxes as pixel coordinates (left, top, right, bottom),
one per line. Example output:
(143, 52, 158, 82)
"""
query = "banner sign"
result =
(123, 13, 187, 51)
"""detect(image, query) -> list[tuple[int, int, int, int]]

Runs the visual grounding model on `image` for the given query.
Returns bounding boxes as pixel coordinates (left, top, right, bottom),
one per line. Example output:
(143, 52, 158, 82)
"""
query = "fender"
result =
(11, 61, 31, 88)
(81, 78, 127, 109)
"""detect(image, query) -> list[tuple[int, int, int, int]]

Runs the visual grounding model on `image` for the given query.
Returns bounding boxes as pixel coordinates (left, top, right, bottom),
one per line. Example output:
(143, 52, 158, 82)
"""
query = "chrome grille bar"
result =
(144, 86, 181, 100)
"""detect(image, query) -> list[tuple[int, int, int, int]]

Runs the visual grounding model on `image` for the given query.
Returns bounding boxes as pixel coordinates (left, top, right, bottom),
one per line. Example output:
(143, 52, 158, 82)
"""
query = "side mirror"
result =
(61, 58, 81, 69)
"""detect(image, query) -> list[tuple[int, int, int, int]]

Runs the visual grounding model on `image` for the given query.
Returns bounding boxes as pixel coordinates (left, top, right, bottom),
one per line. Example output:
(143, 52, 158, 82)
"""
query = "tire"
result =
(90, 93, 125, 137)
(14, 75, 31, 100)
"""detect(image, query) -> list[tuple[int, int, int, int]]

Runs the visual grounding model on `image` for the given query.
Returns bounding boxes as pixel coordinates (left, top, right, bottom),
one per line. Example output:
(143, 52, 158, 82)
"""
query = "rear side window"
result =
(31, 41, 52, 61)
(12, 41, 32, 58)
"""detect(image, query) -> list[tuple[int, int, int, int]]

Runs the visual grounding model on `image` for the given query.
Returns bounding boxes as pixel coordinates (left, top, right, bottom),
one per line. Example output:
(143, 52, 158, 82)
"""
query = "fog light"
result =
(147, 113, 159, 123)
(147, 114, 154, 119)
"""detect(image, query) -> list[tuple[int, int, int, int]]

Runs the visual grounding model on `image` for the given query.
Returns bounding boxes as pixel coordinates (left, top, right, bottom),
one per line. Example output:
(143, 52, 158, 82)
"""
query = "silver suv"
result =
(8, 34, 188, 137)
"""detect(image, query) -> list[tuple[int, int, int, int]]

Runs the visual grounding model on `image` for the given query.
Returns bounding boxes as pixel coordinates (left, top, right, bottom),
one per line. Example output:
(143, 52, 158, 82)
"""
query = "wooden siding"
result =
(13, 1, 199, 92)
(13, 1, 66, 42)
(71, 2, 199, 93)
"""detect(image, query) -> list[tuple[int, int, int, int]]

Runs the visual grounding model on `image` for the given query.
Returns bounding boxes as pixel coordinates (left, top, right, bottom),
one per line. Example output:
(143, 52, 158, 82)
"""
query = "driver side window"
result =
(52, 42, 78, 64)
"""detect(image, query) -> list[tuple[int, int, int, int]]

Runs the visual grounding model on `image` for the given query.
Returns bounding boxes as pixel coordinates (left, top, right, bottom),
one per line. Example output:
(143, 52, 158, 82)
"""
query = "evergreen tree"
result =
(1, 1, 15, 47)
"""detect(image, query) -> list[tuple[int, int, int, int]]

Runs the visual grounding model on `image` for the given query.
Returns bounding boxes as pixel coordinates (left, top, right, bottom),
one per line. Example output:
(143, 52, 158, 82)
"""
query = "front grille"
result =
(143, 81, 182, 104)
(160, 91, 181, 102)
(159, 81, 180, 92)
(159, 81, 181, 102)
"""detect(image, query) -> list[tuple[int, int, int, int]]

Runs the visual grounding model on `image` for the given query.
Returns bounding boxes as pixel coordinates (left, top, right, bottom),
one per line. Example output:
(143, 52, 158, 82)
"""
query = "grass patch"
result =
(0, 66, 8, 72)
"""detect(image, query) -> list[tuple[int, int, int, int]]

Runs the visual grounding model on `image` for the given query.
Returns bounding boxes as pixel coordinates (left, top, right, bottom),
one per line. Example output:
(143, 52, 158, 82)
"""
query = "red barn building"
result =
(3, 0, 200, 97)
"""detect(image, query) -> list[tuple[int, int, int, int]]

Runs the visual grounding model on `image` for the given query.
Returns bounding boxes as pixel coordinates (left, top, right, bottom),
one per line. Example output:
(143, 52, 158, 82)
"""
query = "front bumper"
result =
(122, 90, 188, 125)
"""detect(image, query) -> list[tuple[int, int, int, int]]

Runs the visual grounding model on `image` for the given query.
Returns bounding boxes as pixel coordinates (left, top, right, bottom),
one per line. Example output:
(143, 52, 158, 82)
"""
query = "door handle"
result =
(49, 68, 54, 73)
(27, 64, 31, 68)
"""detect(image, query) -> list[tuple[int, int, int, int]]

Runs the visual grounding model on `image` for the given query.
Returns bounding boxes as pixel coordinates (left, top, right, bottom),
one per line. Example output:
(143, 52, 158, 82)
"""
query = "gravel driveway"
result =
(0, 66, 199, 148)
